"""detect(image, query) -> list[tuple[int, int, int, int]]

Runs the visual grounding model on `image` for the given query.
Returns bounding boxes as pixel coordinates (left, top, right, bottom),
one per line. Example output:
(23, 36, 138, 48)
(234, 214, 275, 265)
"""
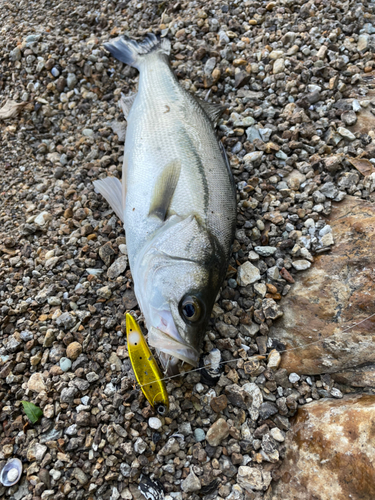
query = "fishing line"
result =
(137, 310, 375, 389)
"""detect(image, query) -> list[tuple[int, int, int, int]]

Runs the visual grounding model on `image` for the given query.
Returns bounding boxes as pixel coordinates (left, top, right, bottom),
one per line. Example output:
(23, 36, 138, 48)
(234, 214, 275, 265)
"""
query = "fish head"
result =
(133, 215, 226, 372)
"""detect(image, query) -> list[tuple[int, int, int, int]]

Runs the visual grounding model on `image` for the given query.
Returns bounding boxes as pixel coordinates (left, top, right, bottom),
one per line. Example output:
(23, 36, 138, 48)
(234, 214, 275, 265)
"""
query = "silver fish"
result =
(94, 34, 236, 373)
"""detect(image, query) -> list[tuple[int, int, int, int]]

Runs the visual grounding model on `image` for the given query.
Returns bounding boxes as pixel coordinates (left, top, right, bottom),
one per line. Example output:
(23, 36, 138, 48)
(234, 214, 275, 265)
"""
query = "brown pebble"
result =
(66, 341, 82, 360)
(210, 394, 228, 413)
(244, 358, 260, 375)
(64, 208, 73, 219)
(280, 267, 295, 283)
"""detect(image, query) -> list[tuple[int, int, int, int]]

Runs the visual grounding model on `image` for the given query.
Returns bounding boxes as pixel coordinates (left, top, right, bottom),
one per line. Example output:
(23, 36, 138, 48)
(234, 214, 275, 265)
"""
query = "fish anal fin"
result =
(148, 160, 181, 221)
(120, 92, 137, 119)
(197, 98, 227, 126)
(93, 177, 124, 222)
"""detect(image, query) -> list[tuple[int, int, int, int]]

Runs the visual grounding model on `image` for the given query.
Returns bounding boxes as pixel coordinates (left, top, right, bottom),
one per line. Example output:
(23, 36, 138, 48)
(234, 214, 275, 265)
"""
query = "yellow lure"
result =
(126, 313, 169, 416)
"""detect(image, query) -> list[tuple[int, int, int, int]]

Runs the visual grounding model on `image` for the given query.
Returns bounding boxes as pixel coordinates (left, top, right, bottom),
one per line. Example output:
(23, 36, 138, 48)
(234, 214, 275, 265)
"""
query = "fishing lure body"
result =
(126, 313, 169, 415)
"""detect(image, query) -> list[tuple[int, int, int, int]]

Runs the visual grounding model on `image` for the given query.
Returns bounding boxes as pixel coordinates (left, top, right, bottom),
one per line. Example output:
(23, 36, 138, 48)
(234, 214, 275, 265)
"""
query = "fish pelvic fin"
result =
(93, 176, 124, 222)
(104, 33, 171, 70)
(148, 160, 181, 221)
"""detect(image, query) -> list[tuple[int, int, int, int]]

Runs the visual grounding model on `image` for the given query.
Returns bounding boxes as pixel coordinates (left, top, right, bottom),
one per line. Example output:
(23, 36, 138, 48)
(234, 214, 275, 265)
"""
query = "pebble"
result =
(292, 260, 311, 271)
(181, 470, 201, 493)
(206, 418, 230, 446)
(59, 357, 72, 372)
(27, 373, 46, 393)
(254, 246, 276, 257)
(148, 417, 162, 430)
(267, 350, 281, 369)
(237, 261, 261, 286)
(289, 373, 301, 384)
(194, 428, 206, 442)
(66, 342, 82, 360)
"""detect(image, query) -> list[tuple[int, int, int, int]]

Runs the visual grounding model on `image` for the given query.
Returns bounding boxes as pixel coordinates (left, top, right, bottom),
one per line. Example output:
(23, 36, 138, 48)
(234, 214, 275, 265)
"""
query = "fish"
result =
(94, 33, 237, 374)
(126, 313, 169, 415)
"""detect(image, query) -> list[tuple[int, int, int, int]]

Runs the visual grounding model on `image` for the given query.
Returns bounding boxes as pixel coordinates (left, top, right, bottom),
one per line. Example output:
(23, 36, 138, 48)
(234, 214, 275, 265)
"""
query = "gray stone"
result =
(254, 246, 276, 257)
(20, 330, 33, 341)
(238, 466, 272, 492)
(194, 428, 206, 442)
(244, 151, 264, 165)
(237, 261, 261, 286)
(259, 402, 278, 420)
(107, 255, 128, 279)
(60, 387, 78, 403)
(59, 357, 72, 372)
(292, 260, 311, 271)
(73, 468, 88, 485)
(181, 470, 201, 493)
(158, 438, 180, 456)
(289, 373, 300, 383)
(55, 312, 76, 329)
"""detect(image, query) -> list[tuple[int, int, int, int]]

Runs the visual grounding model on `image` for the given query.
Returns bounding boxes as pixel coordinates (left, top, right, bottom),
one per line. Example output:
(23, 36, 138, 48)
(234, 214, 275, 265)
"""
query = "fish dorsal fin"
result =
(93, 176, 124, 222)
(148, 160, 181, 221)
(120, 92, 137, 119)
(197, 98, 226, 126)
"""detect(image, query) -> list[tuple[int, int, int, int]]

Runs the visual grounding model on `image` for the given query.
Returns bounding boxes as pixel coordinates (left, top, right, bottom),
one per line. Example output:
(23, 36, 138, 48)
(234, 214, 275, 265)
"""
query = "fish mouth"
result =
(148, 325, 200, 371)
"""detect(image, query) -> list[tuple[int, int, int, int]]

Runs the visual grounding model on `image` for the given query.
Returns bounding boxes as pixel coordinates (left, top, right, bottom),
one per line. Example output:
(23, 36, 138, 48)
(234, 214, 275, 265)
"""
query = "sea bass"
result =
(94, 34, 236, 373)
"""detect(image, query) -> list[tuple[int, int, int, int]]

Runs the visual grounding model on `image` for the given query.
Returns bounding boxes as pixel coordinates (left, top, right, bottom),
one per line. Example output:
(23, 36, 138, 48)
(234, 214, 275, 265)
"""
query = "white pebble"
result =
(289, 373, 300, 384)
(148, 417, 162, 430)
(7, 468, 19, 482)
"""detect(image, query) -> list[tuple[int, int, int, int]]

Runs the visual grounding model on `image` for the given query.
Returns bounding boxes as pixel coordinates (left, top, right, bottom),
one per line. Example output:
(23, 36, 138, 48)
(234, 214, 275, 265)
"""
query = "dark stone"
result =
(259, 402, 278, 420)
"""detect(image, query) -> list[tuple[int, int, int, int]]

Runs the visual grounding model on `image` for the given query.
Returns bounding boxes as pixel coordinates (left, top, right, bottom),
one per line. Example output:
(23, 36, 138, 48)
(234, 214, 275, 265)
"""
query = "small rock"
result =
(148, 417, 162, 430)
(181, 470, 201, 493)
(270, 427, 285, 442)
(337, 127, 356, 141)
(206, 418, 230, 446)
(86, 372, 100, 383)
(267, 349, 281, 369)
(55, 312, 76, 330)
(237, 261, 261, 286)
(73, 468, 88, 485)
(238, 466, 272, 492)
(134, 438, 147, 454)
(254, 246, 276, 257)
(194, 428, 206, 442)
(107, 255, 128, 279)
(210, 394, 228, 413)
(66, 342, 82, 360)
(97, 286, 112, 299)
(59, 357, 72, 372)
(28, 373, 46, 393)
(289, 373, 300, 383)
(273, 58, 285, 74)
(358, 34, 369, 51)
(259, 402, 278, 420)
(320, 232, 334, 247)
(263, 298, 283, 320)
(158, 438, 180, 456)
(244, 151, 264, 165)
(292, 260, 311, 271)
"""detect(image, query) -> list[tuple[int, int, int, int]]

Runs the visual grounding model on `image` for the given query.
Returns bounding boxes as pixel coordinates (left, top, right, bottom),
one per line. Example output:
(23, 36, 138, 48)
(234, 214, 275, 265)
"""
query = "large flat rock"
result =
(272, 196, 375, 376)
(271, 395, 375, 500)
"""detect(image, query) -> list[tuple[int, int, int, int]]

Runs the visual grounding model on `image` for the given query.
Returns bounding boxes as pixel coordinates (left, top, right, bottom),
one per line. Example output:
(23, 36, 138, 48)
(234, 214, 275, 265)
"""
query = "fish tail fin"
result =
(104, 34, 170, 69)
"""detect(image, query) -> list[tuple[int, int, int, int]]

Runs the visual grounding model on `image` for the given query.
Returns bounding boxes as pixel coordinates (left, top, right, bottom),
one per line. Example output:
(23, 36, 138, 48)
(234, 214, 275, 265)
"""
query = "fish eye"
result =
(180, 295, 202, 323)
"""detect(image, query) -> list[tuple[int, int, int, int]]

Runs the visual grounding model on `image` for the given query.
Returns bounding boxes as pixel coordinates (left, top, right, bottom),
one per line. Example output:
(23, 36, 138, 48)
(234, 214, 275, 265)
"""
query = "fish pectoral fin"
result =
(93, 177, 124, 222)
(120, 92, 137, 119)
(197, 98, 227, 126)
(148, 160, 181, 221)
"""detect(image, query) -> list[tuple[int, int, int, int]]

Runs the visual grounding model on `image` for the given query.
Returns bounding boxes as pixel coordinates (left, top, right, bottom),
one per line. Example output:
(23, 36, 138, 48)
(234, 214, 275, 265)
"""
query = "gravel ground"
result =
(1, 0, 375, 499)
